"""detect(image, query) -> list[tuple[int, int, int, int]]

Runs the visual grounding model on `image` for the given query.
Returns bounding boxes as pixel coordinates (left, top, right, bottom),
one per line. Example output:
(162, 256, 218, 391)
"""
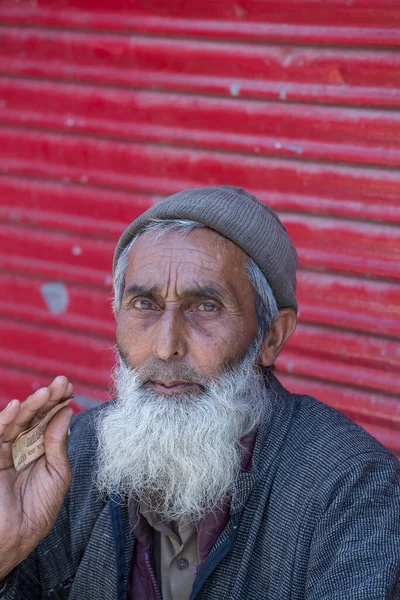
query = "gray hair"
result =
(113, 219, 279, 345)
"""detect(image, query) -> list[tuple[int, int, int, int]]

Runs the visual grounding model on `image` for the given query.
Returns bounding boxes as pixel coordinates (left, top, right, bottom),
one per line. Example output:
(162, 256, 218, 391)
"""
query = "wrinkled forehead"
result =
(124, 227, 253, 297)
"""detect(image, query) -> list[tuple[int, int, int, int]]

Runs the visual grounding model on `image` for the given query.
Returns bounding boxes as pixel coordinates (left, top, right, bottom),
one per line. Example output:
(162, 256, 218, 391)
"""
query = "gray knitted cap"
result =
(113, 186, 298, 312)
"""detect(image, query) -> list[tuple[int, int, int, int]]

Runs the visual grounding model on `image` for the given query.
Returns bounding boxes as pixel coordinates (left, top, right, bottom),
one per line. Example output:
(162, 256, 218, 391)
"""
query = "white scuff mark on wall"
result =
(283, 54, 293, 67)
(286, 144, 304, 154)
(279, 88, 288, 101)
(230, 83, 241, 97)
(40, 282, 69, 315)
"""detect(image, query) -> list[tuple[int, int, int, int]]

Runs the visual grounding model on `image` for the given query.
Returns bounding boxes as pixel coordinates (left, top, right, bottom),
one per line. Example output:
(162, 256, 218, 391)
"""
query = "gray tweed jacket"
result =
(1, 377, 400, 599)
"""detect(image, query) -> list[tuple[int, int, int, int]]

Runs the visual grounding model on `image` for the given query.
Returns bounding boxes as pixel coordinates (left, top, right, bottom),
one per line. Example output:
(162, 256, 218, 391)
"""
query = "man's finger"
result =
(34, 376, 73, 421)
(9, 377, 73, 440)
(0, 400, 20, 445)
(0, 442, 14, 470)
(4, 388, 51, 441)
(48, 375, 71, 400)
(44, 407, 73, 482)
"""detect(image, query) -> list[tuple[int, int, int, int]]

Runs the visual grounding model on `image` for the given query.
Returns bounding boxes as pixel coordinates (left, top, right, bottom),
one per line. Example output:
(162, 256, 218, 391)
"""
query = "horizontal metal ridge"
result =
(0, 317, 113, 388)
(1, 174, 400, 229)
(278, 347, 400, 397)
(2, 28, 400, 107)
(297, 270, 400, 339)
(1, 129, 400, 225)
(1, 1, 400, 48)
(2, 78, 400, 169)
(0, 365, 109, 411)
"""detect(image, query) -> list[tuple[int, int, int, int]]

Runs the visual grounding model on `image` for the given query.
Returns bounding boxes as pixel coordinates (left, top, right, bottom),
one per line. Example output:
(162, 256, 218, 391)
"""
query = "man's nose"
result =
(152, 307, 187, 360)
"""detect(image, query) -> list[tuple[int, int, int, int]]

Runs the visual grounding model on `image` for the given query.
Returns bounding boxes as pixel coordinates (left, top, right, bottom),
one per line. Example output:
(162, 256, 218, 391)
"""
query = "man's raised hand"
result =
(0, 376, 73, 580)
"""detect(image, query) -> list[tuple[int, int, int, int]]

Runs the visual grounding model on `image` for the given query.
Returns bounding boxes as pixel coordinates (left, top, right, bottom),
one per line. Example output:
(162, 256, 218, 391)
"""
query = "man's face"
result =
(116, 228, 259, 393)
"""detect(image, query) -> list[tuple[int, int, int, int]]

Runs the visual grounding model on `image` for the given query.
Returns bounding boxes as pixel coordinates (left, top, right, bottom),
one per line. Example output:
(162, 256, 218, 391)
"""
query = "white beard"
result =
(95, 348, 270, 524)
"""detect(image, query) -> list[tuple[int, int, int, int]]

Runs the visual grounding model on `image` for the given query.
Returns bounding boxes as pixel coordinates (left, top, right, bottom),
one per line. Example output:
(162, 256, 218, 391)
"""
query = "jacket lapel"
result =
(69, 499, 134, 600)
(192, 377, 297, 598)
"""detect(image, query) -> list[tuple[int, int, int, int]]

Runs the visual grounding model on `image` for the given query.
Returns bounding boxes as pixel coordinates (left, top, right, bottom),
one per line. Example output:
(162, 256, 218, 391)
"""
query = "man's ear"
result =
(259, 309, 297, 367)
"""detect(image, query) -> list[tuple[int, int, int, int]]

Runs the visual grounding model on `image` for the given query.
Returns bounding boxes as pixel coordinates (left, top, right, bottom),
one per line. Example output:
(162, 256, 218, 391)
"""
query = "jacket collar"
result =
(230, 376, 296, 516)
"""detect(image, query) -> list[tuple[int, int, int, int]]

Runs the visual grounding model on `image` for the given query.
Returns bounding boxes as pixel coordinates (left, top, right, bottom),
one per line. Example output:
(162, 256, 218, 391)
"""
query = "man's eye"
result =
(198, 302, 218, 313)
(133, 299, 156, 310)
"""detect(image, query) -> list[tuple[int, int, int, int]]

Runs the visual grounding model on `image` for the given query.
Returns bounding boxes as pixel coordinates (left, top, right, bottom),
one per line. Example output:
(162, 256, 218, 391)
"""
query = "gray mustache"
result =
(138, 358, 209, 387)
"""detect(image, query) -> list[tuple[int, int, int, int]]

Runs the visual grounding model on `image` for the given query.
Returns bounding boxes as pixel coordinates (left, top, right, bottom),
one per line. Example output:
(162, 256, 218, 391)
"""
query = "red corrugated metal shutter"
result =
(0, 1, 399, 455)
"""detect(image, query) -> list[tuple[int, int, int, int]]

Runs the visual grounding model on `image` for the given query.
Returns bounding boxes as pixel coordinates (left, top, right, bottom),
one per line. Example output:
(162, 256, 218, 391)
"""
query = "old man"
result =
(0, 186, 399, 599)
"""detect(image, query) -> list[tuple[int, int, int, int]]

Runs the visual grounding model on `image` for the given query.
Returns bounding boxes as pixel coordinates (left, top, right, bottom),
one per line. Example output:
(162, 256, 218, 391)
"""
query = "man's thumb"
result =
(44, 407, 73, 471)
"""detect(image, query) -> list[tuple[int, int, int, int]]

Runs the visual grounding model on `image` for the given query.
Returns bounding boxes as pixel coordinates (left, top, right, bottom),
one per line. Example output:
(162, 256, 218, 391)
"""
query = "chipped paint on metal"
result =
(279, 88, 288, 101)
(40, 282, 69, 315)
(229, 82, 241, 97)
(285, 144, 304, 154)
